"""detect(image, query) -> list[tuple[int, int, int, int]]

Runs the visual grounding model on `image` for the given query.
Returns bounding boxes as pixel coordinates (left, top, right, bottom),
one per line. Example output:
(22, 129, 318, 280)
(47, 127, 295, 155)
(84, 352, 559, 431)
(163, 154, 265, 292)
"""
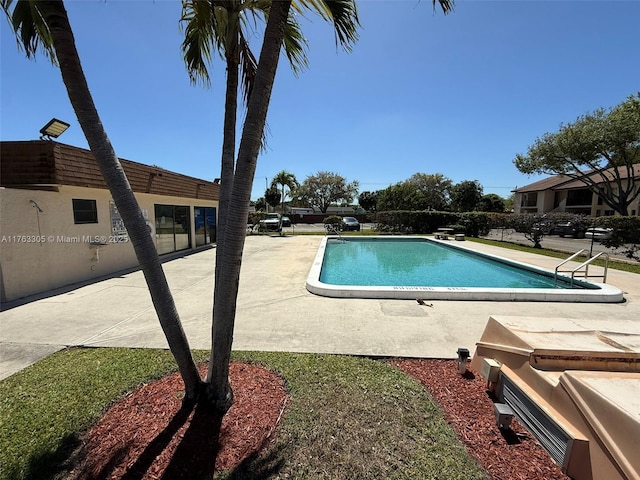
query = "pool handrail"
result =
(555, 250, 609, 287)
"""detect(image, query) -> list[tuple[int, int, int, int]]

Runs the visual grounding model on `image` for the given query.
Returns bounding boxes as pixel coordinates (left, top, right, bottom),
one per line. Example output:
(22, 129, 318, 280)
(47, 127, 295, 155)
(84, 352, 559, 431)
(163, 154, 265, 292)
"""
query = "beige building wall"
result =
(0, 186, 217, 303)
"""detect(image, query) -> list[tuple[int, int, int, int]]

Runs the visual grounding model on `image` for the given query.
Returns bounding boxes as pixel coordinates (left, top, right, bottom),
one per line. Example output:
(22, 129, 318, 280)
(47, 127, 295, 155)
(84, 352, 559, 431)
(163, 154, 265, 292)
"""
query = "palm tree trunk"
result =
(40, 0, 202, 400)
(206, 0, 292, 413)
(215, 7, 240, 261)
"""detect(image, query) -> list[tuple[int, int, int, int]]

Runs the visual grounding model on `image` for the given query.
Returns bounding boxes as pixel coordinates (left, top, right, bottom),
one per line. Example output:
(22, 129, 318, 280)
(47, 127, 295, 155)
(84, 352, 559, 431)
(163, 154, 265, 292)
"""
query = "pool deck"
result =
(1, 235, 639, 380)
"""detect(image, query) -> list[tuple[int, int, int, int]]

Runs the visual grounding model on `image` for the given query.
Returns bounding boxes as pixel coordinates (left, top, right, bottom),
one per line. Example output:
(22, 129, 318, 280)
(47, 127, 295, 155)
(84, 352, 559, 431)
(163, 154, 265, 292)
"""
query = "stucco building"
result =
(513, 164, 640, 217)
(1, 141, 219, 303)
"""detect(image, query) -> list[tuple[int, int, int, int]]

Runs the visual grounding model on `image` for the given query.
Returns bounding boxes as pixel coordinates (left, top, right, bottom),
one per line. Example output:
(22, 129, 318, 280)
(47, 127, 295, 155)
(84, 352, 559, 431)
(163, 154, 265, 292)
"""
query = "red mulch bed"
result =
(71, 359, 569, 479)
(70, 362, 288, 479)
(393, 359, 569, 480)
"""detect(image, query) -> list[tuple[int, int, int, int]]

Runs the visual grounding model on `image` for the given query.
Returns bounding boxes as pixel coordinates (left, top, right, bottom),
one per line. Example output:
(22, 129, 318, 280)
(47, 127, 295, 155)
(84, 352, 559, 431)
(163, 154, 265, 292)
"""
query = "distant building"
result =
(1, 141, 219, 302)
(513, 164, 640, 217)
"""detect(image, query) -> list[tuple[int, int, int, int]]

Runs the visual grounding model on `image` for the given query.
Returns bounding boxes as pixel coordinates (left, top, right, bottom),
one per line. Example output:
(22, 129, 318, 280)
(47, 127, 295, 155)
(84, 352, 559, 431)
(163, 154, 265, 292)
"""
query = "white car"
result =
(259, 213, 282, 232)
(585, 227, 613, 242)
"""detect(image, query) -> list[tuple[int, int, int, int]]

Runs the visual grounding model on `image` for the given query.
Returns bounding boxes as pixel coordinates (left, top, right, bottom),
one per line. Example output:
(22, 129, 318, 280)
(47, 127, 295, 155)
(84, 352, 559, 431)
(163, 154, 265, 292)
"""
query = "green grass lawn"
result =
(467, 237, 640, 274)
(0, 348, 487, 480)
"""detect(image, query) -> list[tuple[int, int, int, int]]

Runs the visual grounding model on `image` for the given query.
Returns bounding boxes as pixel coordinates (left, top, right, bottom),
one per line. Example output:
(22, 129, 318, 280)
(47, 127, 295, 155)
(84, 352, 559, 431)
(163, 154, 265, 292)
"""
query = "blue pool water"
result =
(319, 238, 588, 289)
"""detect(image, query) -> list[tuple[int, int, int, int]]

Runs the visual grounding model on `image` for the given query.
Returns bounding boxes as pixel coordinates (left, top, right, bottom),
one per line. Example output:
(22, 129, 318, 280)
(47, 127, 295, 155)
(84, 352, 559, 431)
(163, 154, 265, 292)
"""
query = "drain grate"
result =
(500, 375, 571, 468)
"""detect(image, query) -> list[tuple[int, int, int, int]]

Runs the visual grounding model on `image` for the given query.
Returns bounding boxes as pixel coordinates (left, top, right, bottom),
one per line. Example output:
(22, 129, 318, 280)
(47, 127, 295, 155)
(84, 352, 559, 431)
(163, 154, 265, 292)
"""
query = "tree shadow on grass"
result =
(223, 446, 287, 480)
(19, 433, 81, 480)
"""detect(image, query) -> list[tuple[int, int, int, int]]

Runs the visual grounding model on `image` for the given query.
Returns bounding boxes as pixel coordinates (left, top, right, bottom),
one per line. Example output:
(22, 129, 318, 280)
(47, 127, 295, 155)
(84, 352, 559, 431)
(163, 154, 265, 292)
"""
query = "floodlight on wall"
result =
(39, 118, 70, 140)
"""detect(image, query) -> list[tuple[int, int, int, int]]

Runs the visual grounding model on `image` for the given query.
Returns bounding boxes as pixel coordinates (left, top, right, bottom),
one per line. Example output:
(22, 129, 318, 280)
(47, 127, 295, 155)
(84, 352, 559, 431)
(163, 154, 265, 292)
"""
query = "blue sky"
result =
(2, 0, 639, 202)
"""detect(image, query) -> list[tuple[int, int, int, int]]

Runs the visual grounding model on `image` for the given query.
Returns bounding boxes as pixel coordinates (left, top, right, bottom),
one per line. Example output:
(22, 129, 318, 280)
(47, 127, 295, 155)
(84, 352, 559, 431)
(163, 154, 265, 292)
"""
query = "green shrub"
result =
(374, 211, 459, 234)
(323, 215, 342, 225)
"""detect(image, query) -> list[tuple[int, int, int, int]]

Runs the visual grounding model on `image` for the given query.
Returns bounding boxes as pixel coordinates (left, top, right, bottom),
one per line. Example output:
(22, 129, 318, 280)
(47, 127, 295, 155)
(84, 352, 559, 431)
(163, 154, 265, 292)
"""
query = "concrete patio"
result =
(1, 235, 639, 380)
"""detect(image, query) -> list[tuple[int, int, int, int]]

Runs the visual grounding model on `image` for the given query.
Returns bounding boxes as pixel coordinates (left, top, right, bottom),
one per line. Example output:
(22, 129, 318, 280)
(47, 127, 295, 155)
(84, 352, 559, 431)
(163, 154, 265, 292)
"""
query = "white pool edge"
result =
(305, 236, 625, 303)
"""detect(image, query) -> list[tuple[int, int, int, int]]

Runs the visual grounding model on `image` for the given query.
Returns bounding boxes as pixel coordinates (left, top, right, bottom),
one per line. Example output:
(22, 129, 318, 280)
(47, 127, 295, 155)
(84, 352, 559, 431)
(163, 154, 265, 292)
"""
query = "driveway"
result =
(1, 235, 639, 380)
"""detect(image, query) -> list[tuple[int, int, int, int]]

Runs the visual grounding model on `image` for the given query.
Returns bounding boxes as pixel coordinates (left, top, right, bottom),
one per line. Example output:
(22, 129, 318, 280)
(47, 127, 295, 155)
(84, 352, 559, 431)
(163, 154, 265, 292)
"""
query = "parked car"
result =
(533, 220, 555, 235)
(341, 216, 360, 231)
(555, 221, 586, 238)
(281, 216, 291, 227)
(259, 213, 282, 232)
(585, 227, 614, 242)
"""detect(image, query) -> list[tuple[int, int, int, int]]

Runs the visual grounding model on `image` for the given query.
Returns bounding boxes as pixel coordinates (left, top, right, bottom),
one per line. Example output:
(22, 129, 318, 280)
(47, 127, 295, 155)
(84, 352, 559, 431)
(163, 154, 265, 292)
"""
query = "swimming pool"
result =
(306, 237, 624, 302)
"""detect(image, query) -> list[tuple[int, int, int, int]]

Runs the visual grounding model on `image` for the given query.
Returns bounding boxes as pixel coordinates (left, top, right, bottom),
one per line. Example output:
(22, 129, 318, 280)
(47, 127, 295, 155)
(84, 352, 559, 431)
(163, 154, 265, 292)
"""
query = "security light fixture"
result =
(39, 118, 70, 140)
(457, 347, 470, 374)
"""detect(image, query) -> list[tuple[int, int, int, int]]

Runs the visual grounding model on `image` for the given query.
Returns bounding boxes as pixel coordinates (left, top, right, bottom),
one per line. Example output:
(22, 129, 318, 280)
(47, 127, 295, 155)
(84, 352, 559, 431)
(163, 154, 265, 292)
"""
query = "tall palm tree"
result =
(2, 0, 202, 400)
(206, 0, 295, 412)
(271, 170, 298, 231)
(187, 0, 455, 412)
(181, 0, 360, 412)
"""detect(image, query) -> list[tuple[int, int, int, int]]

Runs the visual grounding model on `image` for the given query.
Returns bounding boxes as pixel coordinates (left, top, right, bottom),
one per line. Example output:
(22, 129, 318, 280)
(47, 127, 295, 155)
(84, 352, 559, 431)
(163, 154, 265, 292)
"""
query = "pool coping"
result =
(306, 236, 625, 303)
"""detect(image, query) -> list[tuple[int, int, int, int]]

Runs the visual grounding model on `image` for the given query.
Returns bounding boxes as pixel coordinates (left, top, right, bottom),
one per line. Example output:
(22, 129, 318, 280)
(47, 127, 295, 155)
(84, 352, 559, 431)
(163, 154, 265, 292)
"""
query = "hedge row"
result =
(374, 210, 640, 243)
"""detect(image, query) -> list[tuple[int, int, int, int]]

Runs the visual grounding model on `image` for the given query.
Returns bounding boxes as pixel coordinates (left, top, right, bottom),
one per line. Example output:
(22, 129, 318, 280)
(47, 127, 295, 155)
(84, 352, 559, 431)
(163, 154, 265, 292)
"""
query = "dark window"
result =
(72, 199, 98, 224)
(521, 192, 537, 207)
(566, 189, 592, 206)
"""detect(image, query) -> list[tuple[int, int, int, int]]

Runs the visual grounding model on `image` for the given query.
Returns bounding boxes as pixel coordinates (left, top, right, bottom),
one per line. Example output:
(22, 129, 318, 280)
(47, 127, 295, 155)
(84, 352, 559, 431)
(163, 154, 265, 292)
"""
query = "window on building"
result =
(521, 192, 537, 207)
(72, 199, 98, 224)
(566, 189, 592, 206)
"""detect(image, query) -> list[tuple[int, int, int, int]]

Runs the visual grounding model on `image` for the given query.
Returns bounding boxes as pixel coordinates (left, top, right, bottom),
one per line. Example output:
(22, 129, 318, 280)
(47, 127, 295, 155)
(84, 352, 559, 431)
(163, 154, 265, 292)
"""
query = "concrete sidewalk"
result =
(1, 235, 639, 380)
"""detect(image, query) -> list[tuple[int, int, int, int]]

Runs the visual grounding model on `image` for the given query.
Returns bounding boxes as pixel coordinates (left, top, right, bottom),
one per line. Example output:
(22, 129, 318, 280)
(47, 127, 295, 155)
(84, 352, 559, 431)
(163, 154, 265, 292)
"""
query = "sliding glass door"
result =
(154, 204, 191, 255)
(194, 206, 216, 246)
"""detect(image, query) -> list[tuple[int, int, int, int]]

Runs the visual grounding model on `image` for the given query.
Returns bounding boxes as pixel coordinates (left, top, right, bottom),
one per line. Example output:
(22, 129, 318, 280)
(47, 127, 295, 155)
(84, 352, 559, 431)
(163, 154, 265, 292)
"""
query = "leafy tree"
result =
(450, 180, 483, 212)
(295, 171, 359, 213)
(509, 214, 547, 248)
(2, 0, 202, 398)
(264, 186, 281, 212)
(358, 191, 379, 212)
(377, 182, 426, 211)
(514, 93, 640, 216)
(477, 193, 505, 212)
(407, 173, 453, 211)
(504, 193, 515, 212)
(254, 197, 266, 212)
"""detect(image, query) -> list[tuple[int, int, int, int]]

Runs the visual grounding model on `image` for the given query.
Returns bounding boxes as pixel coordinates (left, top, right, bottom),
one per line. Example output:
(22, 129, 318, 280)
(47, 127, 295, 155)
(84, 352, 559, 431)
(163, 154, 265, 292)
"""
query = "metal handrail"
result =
(325, 224, 345, 242)
(555, 250, 609, 287)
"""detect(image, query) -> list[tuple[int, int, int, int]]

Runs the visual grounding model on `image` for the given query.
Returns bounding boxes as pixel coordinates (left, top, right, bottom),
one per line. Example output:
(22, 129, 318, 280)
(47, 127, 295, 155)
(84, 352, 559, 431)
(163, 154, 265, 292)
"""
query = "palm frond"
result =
(434, 0, 455, 15)
(283, 14, 308, 76)
(2, 0, 56, 64)
(295, 0, 359, 52)
(238, 30, 257, 106)
(180, 0, 220, 87)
